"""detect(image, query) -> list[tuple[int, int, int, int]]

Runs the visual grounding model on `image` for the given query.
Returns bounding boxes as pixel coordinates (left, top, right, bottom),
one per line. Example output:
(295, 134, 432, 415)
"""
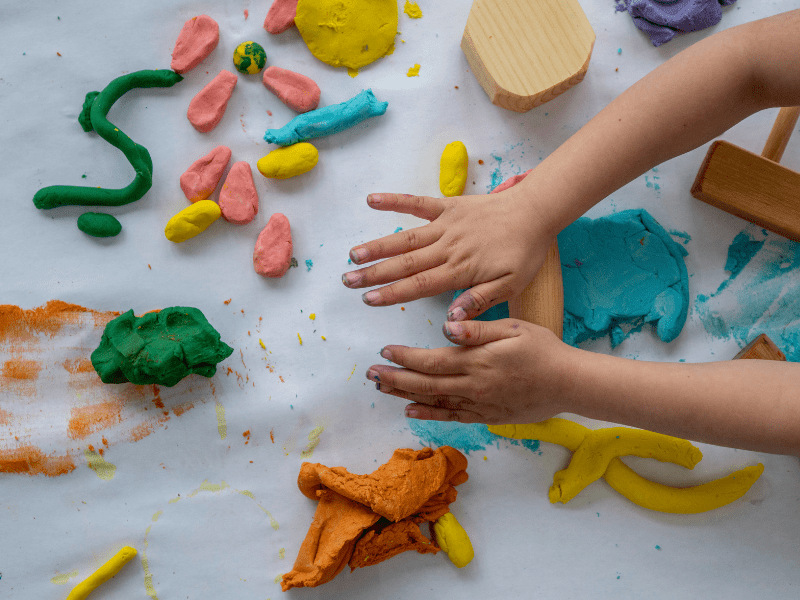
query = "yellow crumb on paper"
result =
(279, 548, 286, 559)
(275, 574, 283, 584)
(259, 338, 266, 350)
(151, 510, 163, 522)
(298, 333, 303, 345)
(189, 479, 230, 497)
(348, 363, 357, 380)
(301, 426, 325, 459)
(321, 335, 326, 341)
(51, 570, 79, 585)
(84, 449, 116, 481)
(407, 64, 420, 77)
(215, 402, 227, 440)
(404, 0, 423, 18)
(309, 313, 316, 320)
(348, 68, 358, 78)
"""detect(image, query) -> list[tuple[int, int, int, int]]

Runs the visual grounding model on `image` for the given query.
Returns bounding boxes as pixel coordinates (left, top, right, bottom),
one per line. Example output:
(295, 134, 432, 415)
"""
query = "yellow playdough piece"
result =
(404, 0, 423, 18)
(295, 0, 398, 70)
(257, 143, 319, 179)
(433, 512, 474, 568)
(407, 64, 420, 77)
(164, 199, 221, 243)
(66, 546, 137, 600)
(489, 419, 764, 513)
(439, 141, 468, 197)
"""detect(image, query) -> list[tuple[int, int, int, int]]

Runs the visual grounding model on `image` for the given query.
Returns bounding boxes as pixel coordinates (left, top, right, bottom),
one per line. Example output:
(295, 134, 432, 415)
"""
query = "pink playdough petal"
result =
(263, 0, 298, 34)
(219, 162, 259, 225)
(171, 15, 220, 74)
(254, 214, 293, 278)
(262, 66, 321, 113)
(187, 70, 238, 133)
(180, 146, 232, 202)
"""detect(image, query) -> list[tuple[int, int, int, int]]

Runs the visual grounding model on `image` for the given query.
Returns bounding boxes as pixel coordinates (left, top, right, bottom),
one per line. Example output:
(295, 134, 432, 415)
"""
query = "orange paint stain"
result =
(0, 445, 75, 477)
(172, 402, 194, 417)
(0, 408, 11, 424)
(224, 299, 232, 305)
(68, 401, 122, 440)
(102, 436, 109, 447)
(63, 358, 94, 374)
(243, 430, 251, 437)
(270, 429, 275, 443)
(152, 385, 165, 409)
(2, 359, 41, 380)
(279, 375, 285, 383)
(129, 421, 154, 442)
(0, 301, 92, 343)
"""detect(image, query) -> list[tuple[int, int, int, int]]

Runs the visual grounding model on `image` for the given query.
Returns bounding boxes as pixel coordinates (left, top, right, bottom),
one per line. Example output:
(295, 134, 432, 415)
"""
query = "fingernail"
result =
(363, 290, 380, 305)
(443, 321, 463, 338)
(375, 382, 381, 390)
(380, 347, 393, 361)
(405, 407, 420, 418)
(350, 247, 368, 263)
(366, 369, 380, 381)
(447, 306, 467, 321)
(342, 271, 361, 287)
(367, 194, 382, 205)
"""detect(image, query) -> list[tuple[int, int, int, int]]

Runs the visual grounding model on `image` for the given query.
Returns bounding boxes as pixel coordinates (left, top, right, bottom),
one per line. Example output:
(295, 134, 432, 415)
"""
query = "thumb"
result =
(442, 318, 522, 346)
(447, 277, 515, 321)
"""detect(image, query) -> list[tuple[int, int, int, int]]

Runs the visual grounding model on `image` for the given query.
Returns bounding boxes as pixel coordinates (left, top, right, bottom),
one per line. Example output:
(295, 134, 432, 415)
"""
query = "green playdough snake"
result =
(32, 69, 183, 209)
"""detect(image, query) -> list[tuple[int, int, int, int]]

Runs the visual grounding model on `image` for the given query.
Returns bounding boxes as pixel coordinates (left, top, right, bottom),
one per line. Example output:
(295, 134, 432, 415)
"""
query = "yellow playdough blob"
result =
(433, 512, 474, 568)
(439, 141, 468, 197)
(489, 419, 764, 514)
(257, 143, 319, 179)
(165, 199, 221, 243)
(66, 546, 137, 600)
(294, 0, 399, 69)
(407, 63, 420, 77)
(404, 0, 423, 18)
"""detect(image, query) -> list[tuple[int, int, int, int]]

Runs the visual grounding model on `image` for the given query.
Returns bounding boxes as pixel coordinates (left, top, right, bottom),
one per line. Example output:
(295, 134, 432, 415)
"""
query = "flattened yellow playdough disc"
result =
(295, 0, 398, 69)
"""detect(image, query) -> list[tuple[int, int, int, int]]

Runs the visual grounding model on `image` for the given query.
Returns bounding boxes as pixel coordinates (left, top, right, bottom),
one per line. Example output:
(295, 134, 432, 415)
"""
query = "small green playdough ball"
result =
(77, 212, 122, 237)
(233, 41, 267, 74)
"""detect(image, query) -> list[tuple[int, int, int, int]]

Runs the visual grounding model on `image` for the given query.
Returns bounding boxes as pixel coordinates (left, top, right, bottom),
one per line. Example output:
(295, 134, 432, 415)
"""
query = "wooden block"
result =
(733, 333, 787, 361)
(508, 239, 564, 338)
(691, 141, 800, 242)
(461, 0, 595, 113)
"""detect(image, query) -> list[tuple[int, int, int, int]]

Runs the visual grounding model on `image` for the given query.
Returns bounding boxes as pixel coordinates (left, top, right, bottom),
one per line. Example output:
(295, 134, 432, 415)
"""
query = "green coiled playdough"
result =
(33, 69, 183, 210)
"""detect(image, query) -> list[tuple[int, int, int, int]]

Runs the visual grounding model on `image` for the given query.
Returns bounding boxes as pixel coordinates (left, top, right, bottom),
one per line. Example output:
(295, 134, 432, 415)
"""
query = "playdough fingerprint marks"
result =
(439, 141, 468, 196)
(433, 512, 474, 568)
(84, 449, 117, 480)
(264, 89, 387, 146)
(295, 0, 398, 70)
(65, 546, 137, 600)
(33, 70, 183, 210)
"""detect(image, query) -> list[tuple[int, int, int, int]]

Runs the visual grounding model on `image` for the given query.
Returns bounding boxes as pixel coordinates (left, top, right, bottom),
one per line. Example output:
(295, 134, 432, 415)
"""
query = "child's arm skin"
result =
(351, 11, 800, 455)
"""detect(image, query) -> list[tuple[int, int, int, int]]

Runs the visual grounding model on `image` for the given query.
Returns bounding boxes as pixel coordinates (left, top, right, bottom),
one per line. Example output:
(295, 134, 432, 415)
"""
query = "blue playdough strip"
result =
(264, 89, 388, 146)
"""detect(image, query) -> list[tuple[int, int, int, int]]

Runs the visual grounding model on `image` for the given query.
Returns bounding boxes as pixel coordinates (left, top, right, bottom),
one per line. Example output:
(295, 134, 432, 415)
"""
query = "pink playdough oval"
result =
(264, 0, 298, 34)
(180, 145, 232, 202)
(171, 15, 220, 74)
(219, 161, 259, 225)
(187, 70, 238, 133)
(254, 213, 293, 278)
(262, 66, 320, 113)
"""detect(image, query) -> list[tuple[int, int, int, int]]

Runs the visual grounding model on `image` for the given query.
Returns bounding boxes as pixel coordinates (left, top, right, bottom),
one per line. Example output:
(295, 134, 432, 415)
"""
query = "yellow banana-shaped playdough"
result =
(433, 512, 474, 568)
(439, 141, 468, 197)
(489, 419, 764, 514)
(66, 546, 137, 600)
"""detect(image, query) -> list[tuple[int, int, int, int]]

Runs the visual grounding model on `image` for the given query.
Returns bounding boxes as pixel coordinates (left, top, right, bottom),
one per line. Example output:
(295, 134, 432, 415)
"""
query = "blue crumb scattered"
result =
(394, 227, 403, 233)
(305, 259, 313, 272)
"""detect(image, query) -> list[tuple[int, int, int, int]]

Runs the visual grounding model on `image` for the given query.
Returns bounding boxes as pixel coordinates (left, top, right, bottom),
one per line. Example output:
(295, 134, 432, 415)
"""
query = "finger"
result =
(446, 276, 516, 321)
(379, 345, 465, 375)
(366, 365, 471, 398)
(343, 244, 444, 289)
(366, 193, 447, 221)
(404, 403, 485, 424)
(441, 318, 523, 347)
(347, 223, 442, 266)
(360, 264, 461, 306)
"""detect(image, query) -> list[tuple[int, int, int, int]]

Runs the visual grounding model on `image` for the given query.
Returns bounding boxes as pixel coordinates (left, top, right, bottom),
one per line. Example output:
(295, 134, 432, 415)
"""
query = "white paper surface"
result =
(1, 1, 799, 598)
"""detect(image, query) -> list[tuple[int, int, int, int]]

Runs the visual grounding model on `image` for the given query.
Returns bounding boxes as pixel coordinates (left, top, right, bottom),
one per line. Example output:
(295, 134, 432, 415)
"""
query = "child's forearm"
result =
(568, 351, 800, 456)
(516, 9, 800, 236)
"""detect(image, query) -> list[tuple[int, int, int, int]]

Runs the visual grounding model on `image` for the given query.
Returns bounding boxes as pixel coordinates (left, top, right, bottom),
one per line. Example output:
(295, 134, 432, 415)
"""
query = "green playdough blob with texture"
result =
(91, 307, 233, 387)
(77, 212, 122, 237)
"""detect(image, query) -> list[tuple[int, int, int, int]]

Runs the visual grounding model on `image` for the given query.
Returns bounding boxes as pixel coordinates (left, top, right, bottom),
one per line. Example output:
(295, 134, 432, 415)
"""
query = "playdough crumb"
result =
(262, 66, 321, 113)
(171, 15, 219, 74)
(180, 145, 231, 202)
(257, 143, 319, 179)
(404, 0, 423, 18)
(219, 161, 259, 224)
(264, 0, 298, 34)
(439, 141, 468, 197)
(77, 212, 122, 237)
(187, 70, 238, 133)
(66, 546, 137, 600)
(407, 64, 420, 77)
(254, 213, 293, 277)
(233, 41, 267, 74)
(165, 199, 221, 242)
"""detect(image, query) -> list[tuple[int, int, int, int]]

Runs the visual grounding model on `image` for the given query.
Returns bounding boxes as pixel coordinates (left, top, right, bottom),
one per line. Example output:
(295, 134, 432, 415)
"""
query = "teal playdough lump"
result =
(558, 209, 689, 348)
(91, 307, 233, 387)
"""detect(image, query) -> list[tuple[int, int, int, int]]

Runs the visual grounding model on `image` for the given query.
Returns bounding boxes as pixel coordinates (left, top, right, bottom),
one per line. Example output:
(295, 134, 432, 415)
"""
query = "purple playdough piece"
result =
(614, 0, 737, 47)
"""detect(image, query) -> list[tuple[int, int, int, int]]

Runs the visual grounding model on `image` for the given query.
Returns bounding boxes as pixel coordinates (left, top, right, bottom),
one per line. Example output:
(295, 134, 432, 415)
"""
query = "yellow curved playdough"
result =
(433, 512, 474, 568)
(439, 141, 468, 197)
(164, 199, 221, 243)
(295, 0, 398, 70)
(489, 419, 764, 513)
(66, 546, 137, 600)
(257, 143, 319, 179)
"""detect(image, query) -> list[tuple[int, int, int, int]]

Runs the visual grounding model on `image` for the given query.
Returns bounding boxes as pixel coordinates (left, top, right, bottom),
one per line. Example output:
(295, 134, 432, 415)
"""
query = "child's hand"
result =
(365, 318, 577, 424)
(341, 189, 554, 320)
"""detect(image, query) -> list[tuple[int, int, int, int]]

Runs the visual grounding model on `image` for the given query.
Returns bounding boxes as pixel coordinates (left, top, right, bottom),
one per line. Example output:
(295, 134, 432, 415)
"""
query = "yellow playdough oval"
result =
(257, 143, 319, 179)
(433, 512, 474, 568)
(165, 199, 221, 243)
(294, 0, 398, 69)
(439, 141, 468, 197)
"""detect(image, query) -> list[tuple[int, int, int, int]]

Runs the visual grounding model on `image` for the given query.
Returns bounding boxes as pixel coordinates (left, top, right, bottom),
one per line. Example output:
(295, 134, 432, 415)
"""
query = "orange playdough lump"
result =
(282, 446, 468, 591)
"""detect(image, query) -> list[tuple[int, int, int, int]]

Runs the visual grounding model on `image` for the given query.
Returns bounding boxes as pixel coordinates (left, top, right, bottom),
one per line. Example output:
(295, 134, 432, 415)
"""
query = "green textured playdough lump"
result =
(77, 212, 122, 237)
(91, 307, 233, 387)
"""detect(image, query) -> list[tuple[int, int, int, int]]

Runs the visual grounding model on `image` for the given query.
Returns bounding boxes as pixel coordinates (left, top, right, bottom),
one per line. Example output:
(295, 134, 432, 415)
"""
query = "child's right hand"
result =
(341, 187, 555, 321)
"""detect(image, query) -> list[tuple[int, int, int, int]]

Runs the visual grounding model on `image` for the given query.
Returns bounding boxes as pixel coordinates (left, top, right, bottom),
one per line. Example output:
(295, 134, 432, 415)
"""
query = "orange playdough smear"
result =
(68, 401, 123, 440)
(282, 446, 468, 591)
(0, 445, 76, 477)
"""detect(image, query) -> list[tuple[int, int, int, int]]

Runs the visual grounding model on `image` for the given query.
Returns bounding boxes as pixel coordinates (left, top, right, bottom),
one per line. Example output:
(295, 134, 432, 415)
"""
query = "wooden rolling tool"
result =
(733, 333, 787, 361)
(461, 0, 595, 113)
(691, 107, 800, 241)
(508, 239, 563, 338)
